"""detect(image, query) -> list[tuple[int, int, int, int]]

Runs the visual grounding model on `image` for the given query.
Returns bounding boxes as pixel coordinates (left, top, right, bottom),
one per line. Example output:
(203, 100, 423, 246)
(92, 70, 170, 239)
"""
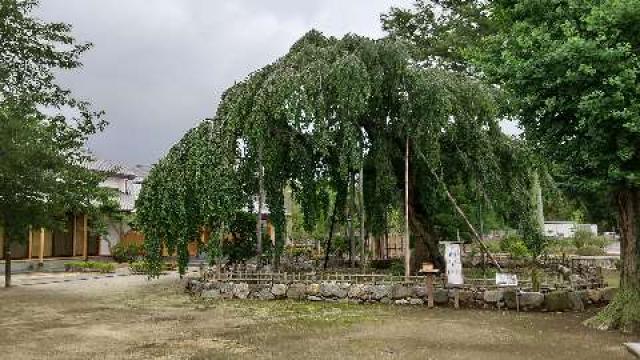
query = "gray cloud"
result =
(37, 0, 414, 165)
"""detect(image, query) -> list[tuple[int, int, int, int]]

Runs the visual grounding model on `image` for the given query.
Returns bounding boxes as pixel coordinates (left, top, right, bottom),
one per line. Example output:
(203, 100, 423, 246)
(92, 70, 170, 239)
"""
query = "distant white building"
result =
(86, 160, 149, 255)
(544, 221, 598, 239)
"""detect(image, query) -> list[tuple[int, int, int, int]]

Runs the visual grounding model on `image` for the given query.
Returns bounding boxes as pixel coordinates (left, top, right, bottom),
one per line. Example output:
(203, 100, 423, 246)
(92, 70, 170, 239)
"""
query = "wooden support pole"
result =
(28, 227, 33, 260)
(83, 214, 88, 261)
(404, 136, 411, 281)
(39, 228, 45, 264)
(72, 214, 77, 257)
(426, 274, 434, 308)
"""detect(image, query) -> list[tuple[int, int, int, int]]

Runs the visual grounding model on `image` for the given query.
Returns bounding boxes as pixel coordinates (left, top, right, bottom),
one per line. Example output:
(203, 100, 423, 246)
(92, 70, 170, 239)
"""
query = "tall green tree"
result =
(138, 30, 531, 275)
(385, 0, 640, 332)
(0, 0, 106, 287)
(474, 0, 640, 332)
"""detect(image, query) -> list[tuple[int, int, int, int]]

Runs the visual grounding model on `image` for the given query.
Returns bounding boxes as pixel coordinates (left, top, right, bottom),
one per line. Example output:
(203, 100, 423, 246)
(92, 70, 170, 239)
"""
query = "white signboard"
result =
(496, 273, 518, 287)
(444, 243, 464, 285)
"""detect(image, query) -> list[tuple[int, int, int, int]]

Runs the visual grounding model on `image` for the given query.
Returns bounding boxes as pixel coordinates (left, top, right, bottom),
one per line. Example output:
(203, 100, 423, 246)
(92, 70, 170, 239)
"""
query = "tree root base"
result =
(585, 288, 640, 333)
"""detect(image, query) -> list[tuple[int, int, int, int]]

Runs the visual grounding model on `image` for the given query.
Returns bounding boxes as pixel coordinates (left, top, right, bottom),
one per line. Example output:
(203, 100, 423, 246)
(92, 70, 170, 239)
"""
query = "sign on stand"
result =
(495, 273, 518, 287)
(444, 243, 464, 286)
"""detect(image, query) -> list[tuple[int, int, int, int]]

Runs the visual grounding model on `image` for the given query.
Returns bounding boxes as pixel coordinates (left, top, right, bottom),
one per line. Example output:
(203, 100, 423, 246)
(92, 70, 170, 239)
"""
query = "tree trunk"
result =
(4, 233, 11, 288)
(323, 203, 338, 269)
(589, 189, 640, 332)
(617, 189, 639, 290)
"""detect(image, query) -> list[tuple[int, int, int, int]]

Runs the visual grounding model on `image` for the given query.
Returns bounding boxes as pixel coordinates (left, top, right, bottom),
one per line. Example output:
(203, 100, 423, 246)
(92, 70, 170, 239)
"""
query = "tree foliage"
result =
(385, 0, 640, 331)
(138, 30, 533, 275)
(0, 0, 108, 286)
(473, 0, 640, 332)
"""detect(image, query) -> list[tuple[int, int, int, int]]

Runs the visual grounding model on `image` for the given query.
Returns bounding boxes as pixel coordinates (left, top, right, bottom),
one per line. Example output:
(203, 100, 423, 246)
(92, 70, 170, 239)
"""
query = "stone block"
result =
(600, 287, 618, 303)
(306, 283, 321, 296)
(434, 289, 449, 305)
(371, 285, 390, 300)
(271, 284, 288, 298)
(413, 286, 427, 298)
(220, 283, 235, 299)
(233, 283, 250, 299)
(409, 298, 424, 305)
(286, 283, 306, 300)
(569, 291, 585, 312)
(348, 284, 366, 299)
(586, 289, 602, 304)
(202, 289, 221, 300)
(520, 292, 544, 310)
(483, 290, 504, 304)
(544, 291, 573, 312)
(391, 285, 414, 299)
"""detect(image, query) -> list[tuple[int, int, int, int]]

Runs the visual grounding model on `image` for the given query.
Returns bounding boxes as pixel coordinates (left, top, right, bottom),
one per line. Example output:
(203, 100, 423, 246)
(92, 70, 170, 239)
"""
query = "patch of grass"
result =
(213, 300, 387, 328)
(64, 261, 115, 273)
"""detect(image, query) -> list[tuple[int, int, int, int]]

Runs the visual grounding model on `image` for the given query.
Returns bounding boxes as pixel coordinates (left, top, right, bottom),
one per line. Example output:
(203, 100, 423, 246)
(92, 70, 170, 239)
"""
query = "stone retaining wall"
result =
(187, 279, 617, 312)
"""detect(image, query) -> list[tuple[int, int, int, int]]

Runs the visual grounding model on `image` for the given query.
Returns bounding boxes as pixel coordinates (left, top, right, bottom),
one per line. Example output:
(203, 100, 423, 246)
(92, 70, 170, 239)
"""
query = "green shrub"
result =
(500, 235, 531, 260)
(111, 242, 144, 263)
(221, 211, 258, 263)
(64, 261, 115, 273)
(129, 260, 148, 274)
(576, 245, 606, 256)
(572, 230, 607, 250)
(389, 259, 405, 276)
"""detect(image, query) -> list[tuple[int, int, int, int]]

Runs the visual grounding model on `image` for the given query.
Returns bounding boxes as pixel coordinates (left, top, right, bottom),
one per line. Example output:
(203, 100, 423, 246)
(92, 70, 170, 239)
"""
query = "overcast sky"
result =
(37, 1, 519, 166)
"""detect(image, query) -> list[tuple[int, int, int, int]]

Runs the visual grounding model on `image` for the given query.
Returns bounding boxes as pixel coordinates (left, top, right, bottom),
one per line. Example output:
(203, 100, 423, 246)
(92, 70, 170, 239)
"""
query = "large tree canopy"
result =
(1, 0, 108, 287)
(474, 0, 640, 332)
(384, 0, 640, 332)
(138, 30, 533, 276)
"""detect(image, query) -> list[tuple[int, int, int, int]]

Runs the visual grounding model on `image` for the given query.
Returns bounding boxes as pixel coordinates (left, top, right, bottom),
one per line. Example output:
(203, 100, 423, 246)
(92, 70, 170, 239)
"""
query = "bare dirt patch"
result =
(0, 275, 634, 359)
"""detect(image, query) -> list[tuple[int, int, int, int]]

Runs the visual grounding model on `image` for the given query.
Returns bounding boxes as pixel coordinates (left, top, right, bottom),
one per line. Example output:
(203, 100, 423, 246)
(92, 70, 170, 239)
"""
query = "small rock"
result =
(271, 284, 288, 298)
(586, 289, 601, 304)
(286, 283, 306, 300)
(409, 298, 424, 305)
(520, 292, 544, 310)
(220, 283, 235, 299)
(483, 290, 504, 304)
(307, 295, 323, 301)
(380, 297, 392, 304)
(202, 289, 221, 300)
(434, 289, 449, 305)
(255, 287, 275, 300)
(600, 287, 617, 303)
(395, 299, 409, 305)
(413, 286, 427, 298)
(306, 283, 321, 296)
(569, 291, 585, 312)
(321, 283, 339, 298)
(233, 283, 250, 299)
(348, 284, 366, 299)
(391, 285, 414, 299)
(371, 285, 390, 300)
(458, 291, 474, 306)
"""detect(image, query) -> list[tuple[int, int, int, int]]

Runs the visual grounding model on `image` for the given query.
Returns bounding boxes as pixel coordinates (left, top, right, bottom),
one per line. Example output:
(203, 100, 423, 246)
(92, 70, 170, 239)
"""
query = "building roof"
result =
(85, 159, 138, 179)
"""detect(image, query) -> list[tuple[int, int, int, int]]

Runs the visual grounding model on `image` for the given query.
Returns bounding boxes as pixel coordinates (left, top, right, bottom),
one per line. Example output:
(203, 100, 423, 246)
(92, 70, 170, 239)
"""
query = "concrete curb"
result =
(626, 343, 640, 358)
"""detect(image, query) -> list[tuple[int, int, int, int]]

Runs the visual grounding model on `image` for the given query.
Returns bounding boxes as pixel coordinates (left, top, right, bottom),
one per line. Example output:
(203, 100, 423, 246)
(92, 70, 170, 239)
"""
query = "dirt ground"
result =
(0, 273, 635, 360)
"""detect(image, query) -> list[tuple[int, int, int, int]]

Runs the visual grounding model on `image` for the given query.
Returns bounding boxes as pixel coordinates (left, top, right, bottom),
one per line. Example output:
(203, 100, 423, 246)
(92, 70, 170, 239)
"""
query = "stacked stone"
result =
(186, 278, 617, 312)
